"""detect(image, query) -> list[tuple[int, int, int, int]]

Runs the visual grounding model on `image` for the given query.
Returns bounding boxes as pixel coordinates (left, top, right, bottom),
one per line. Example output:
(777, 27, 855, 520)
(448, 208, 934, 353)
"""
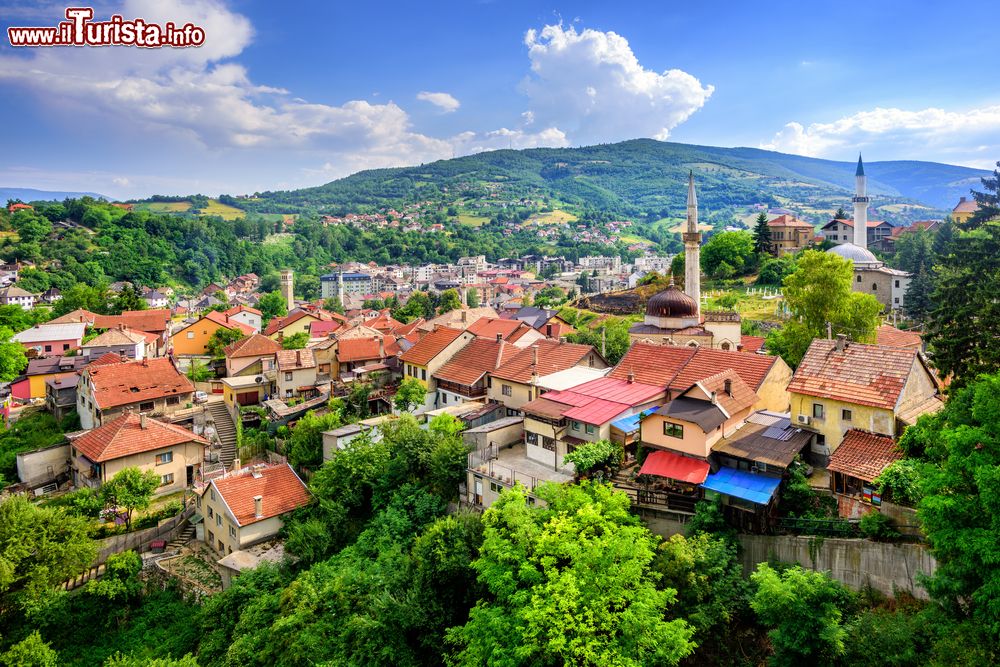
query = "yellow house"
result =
(399, 326, 474, 391)
(487, 339, 606, 412)
(263, 310, 325, 342)
(787, 337, 943, 465)
(69, 412, 208, 494)
(171, 311, 255, 356)
(951, 196, 979, 224)
(19, 356, 88, 400)
(198, 463, 310, 556)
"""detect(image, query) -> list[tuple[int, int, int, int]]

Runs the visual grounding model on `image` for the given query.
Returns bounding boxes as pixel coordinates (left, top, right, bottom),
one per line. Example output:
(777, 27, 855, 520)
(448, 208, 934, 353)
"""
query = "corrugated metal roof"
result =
(702, 467, 781, 505)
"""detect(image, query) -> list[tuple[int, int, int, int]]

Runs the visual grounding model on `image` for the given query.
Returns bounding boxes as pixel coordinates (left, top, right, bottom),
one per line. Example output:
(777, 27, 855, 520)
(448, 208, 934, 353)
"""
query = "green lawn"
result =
(455, 214, 490, 227)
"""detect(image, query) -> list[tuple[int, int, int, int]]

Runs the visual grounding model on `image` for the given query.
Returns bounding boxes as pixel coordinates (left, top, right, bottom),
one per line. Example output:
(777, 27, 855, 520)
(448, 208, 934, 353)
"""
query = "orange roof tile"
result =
(434, 338, 517, 387)
(93, 309, 171, 334)
(276, 348, 316, 371)
(74, 413, 207, 463)
(224, 333, 281, 359)
(767, 214, 813, 229)
(465, 317, 526, 340)
(86, 357, 194, 410)
(953, 197, 979, 214)
(224, 304, 262, 317)
(201, 311, 257, 336)
(684, 369, 757, 416)
(211, 463, 311, 526)
(876, 325, 922, 351)
(337, 337, 383, 363)
(827, 429, 902, 482)
(490, 339, 601, 384)
(669, 347, 779, 394)
(787, 339, 916, 410)
(608, 343, 698, 387)
(399, 326, 466, 366)
(48, 308, 99, 325)
(740, 335, 766, 353)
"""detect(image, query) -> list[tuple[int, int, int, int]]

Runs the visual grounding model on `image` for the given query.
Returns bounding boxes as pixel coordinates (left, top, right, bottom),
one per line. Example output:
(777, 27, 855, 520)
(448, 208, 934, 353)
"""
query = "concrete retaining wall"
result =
(737, 534, 936, 599)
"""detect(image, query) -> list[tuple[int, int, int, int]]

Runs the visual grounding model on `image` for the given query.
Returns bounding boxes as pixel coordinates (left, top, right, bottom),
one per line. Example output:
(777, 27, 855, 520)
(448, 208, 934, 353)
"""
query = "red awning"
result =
(638, 450, 710, 484)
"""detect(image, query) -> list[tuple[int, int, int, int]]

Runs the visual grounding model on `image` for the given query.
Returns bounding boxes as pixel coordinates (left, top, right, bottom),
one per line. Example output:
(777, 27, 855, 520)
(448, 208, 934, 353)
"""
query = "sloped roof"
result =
(711, 417, 812, 469)
(609, 343, 697, 387)
(399, 326, 466, 366)
(81, 327, 147, 348)
(827, 429, 902, 482)
(25, 355, 88, 376)
(48, 309, 99, 325)
(669, 347, 780, 394)
(224, 333, 281, 359)
(200, 311, 256, 336)
(433, 337, 517, 387)
(656, 397, 727, 432)
(224, 304, 262, 317)
(821, 218, 887, 230)
(337, 337, 383, 363)
(211, 463, 310, 526)
(366, 310, 404, 333)
(419, 306, 499, 332)
(876, 325, 922, 351)
(263, 310, 322, 336)
(13, 323, 86, 344)
(94, 309, 171, 334)
(526, 377, 661, 426)
(466, 317, 528, 341)
(685, 369, 758, 417)
(276, 348, 316, 371)
(74, 412, 207, 463)
(953, 197, 979, 214)
(768, 214, 813, 229)
(490, 339, 599, 384)
(86, 357, 194, 410)
(787, 339, 917, 410)
(740, 335, 766, 353)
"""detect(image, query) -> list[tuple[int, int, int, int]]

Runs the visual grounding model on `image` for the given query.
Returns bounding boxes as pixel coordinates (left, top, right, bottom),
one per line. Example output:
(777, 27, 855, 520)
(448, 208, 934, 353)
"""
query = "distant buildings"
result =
(766, 215, 813, 255)
(951, 196, 979, 224)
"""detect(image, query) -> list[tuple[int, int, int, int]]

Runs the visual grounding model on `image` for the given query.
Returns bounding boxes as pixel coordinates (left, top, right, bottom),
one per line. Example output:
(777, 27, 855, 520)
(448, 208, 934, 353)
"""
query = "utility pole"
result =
(826, 322, 832, 340)
(601, 326, 607, 358)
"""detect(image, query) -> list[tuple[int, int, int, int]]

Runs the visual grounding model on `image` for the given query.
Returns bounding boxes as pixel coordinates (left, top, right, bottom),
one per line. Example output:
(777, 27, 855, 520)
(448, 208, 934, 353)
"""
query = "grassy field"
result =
(618, 233, 653, 246)
(144, 201, 192, 213)
(456, 213, 490, 227)
(701, 285, 785, 322)
(530, 209, 577, 225)
(201, 199, 245, 220)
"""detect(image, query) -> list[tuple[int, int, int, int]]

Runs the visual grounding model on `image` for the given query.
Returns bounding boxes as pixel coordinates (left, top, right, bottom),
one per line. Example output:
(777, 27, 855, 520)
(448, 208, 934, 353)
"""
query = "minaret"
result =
(683, 171, 702, 319)
(852, 154, 869, 248)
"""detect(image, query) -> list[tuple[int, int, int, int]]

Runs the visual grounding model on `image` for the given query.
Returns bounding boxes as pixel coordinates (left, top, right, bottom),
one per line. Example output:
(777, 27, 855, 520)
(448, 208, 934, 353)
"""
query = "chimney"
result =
(736, 344, 744, 352)
(378, 336, 385, 358)
(710, 391, 718, 405)
(724, 379, 732, 396)
(461, 310, 468, 324)
(253, 495, 263, 519)
(546, 323, 553, 338)
(959, 196, 967, 203)
(835, 333, 848, 352)
(142, 358, 148, 367)
(296, 350, 301, 365)
(496, 332, 503, 342)
(140, 413, 147, 429)
(232, 458, 240, 472)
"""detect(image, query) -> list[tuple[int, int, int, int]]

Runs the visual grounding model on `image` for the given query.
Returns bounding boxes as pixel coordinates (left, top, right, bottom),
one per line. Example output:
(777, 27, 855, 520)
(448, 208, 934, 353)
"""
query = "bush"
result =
(562, 439, 623, 475)
(859, 511, 900, 541)
(875, 459, 922, 507)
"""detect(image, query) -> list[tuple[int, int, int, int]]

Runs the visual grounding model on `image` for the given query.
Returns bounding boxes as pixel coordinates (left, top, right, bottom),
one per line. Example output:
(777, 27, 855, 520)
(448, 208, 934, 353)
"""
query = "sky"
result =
(0, 0, 997, 199)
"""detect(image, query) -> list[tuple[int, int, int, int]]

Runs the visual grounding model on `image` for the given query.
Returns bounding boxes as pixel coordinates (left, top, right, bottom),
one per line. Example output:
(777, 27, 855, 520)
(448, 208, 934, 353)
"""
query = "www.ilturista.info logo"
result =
(7, 7, 205, 48)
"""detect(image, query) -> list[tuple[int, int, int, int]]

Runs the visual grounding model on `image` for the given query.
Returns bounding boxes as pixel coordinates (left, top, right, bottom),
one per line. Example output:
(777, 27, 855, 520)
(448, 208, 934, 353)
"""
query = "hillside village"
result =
(0, 155, 997, 666)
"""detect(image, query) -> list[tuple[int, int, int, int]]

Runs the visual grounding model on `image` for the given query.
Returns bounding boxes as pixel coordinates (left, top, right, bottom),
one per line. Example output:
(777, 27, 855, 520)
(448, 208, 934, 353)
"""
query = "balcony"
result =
(467, 442, 574, 494)
(437, 379, 487, 399)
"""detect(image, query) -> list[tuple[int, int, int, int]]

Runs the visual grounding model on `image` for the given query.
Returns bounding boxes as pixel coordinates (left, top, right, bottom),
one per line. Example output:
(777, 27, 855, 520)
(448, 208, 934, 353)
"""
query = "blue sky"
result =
(1, 0, 997, 199)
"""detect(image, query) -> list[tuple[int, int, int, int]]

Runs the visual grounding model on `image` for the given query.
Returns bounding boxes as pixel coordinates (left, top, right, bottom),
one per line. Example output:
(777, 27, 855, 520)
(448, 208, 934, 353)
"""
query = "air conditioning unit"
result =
(797, 414, 810, 425)
(750, 465, 760, 474)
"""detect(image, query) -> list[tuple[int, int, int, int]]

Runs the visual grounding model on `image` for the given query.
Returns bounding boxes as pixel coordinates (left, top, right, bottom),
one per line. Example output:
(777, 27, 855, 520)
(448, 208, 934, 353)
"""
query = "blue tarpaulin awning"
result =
(701, 467, 781, 505)
(610, 409, 655, 434)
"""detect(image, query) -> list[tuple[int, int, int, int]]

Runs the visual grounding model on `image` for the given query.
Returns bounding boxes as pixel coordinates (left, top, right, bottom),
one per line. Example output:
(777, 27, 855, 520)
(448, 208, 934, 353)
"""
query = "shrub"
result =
(875, 459, 923, 507)
(563, 439, 623, 475)
(859, 511, 900, 541)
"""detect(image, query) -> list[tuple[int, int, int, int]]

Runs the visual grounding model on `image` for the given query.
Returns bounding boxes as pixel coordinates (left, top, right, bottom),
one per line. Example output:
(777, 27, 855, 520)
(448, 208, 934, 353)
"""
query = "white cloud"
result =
(762, 106, 1000, 167)
(112, 177, 131, 187)
(521, 24, 713, 144)
(416, 91, 460, 113)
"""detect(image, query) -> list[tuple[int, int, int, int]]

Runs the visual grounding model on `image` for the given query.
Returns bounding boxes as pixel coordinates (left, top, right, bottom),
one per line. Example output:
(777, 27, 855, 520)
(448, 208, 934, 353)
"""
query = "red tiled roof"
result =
(465, 317, 526, 341)
(609, 342, 698, 387)
(224, 304, 262, 317)
(74, 413, 207, 463)
(876, 325, 922, 351)
(366, 310, 404, 333)
(276, 348, 316, 371)
(263, 310, 321, 336)
(953, 197, 978, 214)
(767, 214, 813, 229)
(683, 369, 757, 416)
(433, 338, 517, 387)
(399, 326, 466, 366)
(48, 308, 99, 325)
(224, 333, 281, 359)
(669, 347, 779, 394)
(93, 309, 171, 334)
(211, 463, 311, 526)
(200, 311, 256, 336)
(787, 340, 917, 410)
(827, 429, 902, 482)
(89, 352, 125, 368)
(391, 319, 424, 338)
(490, 339, 600, 384)
(740, 335, 766, 353)
(337, 337, 383, 363)
(86, 357, 194, 410)
(310, 320, 343, 338)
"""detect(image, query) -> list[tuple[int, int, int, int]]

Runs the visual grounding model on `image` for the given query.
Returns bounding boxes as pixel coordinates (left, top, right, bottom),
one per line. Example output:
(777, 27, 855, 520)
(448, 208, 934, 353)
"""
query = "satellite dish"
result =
(254, 376, 263, 384)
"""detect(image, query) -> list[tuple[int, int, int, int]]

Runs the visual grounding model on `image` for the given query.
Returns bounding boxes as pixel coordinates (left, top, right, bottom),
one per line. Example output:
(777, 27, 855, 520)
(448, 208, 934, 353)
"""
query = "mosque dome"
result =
(827, 242, 880, 266)
(646, 284, 698, 318)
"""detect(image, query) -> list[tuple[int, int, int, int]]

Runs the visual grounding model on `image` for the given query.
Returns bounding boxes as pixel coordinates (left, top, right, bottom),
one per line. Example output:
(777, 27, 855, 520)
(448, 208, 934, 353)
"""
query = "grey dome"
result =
(828, 243, 879, 265)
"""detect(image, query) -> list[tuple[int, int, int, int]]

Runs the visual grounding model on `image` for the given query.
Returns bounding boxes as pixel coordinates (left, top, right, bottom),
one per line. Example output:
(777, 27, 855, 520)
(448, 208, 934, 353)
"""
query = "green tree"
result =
(563, 438, 623, 475)
(85, 550, 143, 604)
(287, 409, 343, 469)
(10, 209, 53, 244)
(281, 331, 309, 350)
(750, 563, 852, 666)
(766, 250, 882, 367)
(103, 654, 200, 667)
(833, 206, 848, 220)
(533, 286, 566, 308)
(393, 377, 426, 413)
(99, 467, 160, 531)
(0, 495, 95, 610)
(447, 482, 695, 666)
(322, 296, 345, 314)
(0, 631, 58, 667)
(0, 327, 28, 382)
(258, 291, 287, 324)
(752, 212, 774, 255)
(670, 254, 685, 287)
(904, 267, 934, 322)
(296, 274, 321, 301)
(185, 359, 213, 382)
(52, 283, 108, 317)
(465, 287, 479, 308)
(111, 285, 146, 314)
(436, 289, 462, 315)
(567, 317, 630, 364)
(14, 268, 49, 295)
(966, 160, 1000, 228)
(925, 220, 1000, 385)
(206, 327, 245, 359)
(701, 230, 755, 278)
(394, 291, 434, 322)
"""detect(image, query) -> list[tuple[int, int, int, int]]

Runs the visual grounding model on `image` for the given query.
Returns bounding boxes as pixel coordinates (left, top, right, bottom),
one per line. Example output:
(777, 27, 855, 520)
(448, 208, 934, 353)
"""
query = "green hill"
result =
(246, 139, 988, 221)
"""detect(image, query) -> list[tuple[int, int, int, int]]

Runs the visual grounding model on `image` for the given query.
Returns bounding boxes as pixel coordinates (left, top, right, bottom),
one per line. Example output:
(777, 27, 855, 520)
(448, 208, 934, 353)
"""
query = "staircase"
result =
(168, 523, 195, 551)
(207, 402, 238, 468)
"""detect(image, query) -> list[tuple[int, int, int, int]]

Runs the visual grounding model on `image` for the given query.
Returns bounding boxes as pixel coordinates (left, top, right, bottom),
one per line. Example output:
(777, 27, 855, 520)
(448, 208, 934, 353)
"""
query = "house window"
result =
(812, 403, 824, 419)
(856, 275, 861, 283)
(160, 473, 174, 486)
(571, 421, 581, 431)
(489, 481, 502, 493)
(186, 332, 194, 339)
(63, 344, 70, 351)
(155, 451, 173, 465)
(216, 514, 222, 527)
(585, 424, 595, 435)
(208, 506, 214, 518)
(541, 437, 556, 452)
(525, 432, 538, 445)
(210, 489, 216, 501)
(44, 345, 52, 352)
(663, 422, 684, 439)
(502, 384, 512, 397)
(842, 409, 852, 422)
(139, 401, 154, 412)
(894, 297, 899, 304)
(872, 283, 878, 291)
(229, 525, 237, 538)
(285, 372, 293, 381)
(166, 396, 179, 406)
(421, 369, 426, 381)
(895, 280, 900, 288)
(441, 394, 447, 404)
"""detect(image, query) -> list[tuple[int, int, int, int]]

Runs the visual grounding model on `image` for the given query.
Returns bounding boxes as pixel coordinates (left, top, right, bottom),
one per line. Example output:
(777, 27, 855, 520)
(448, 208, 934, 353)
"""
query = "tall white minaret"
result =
(683, 171, 702, 319)
(852, 154, 869, 248)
